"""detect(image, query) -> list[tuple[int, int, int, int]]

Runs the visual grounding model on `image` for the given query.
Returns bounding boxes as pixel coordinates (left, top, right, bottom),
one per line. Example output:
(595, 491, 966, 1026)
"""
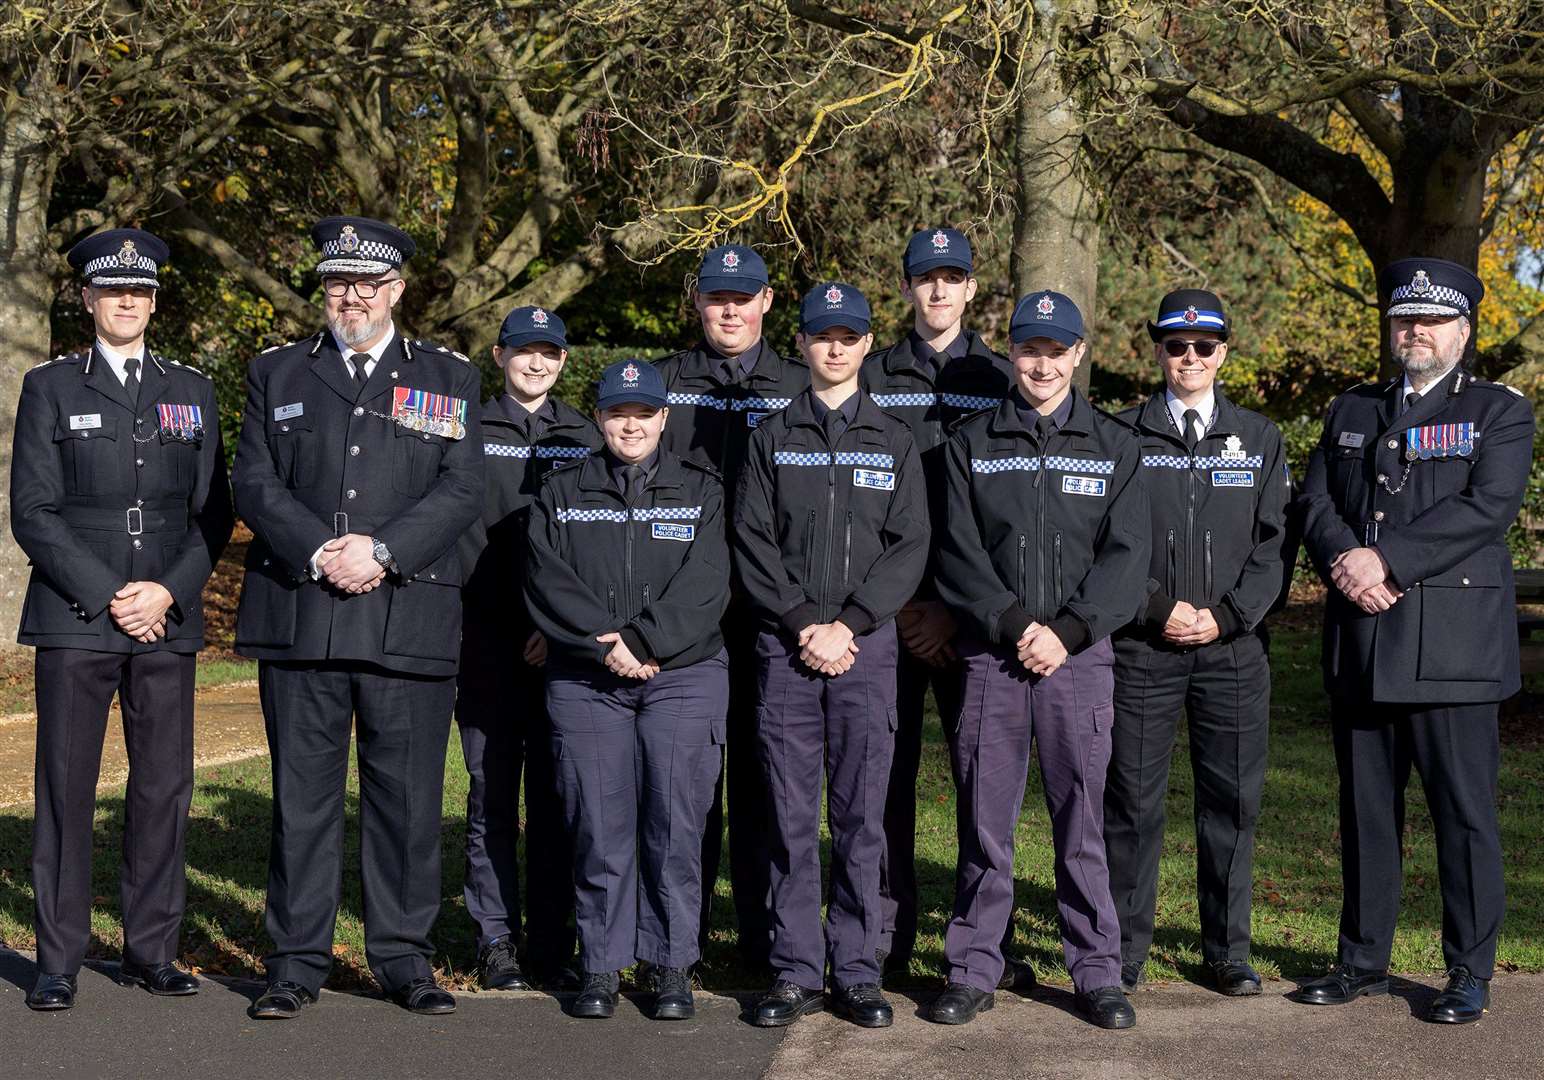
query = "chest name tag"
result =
(69, 413, 102, 430)
(1062, 475, 1106, 497)
(852, 468, 895, 491)
(1337, 431, 1364, 448)
(652, 522, 695, 542)
(745, 411, 768, 428)
(274, 402, 304, 421)
(1211, 470, 1255, 488)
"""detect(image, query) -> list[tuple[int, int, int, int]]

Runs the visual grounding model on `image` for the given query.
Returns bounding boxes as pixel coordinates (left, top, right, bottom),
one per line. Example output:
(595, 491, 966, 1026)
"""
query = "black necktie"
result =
(1404, 390, 1420, 415)
(124, 356, 141, 405)
(1034, 413, 1054, 446)
(621, 464, 646, 504)
(1183, 407, 1201, 453)
(350, 352, 371, 390)
(823, 407, 846, 444)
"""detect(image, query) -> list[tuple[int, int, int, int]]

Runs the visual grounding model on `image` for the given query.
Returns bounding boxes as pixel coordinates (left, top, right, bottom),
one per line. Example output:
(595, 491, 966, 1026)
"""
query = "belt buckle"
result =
(126, 507, 143, 536)
(334, 511, 349, 537)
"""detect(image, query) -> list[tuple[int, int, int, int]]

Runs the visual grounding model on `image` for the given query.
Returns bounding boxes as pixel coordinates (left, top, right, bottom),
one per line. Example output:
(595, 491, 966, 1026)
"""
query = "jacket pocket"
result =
(1166, 529, 1176, 596)
(392, 423, 447, 496)
(1203, 530, 1214, 598)
(1416, 553, 1505, 682)
(267, 414, 316, 489)
(55, 415, 120, 496)
(1052, 531, 1063, 609)
(234, 548, 298, 648)
(843, 511, 853, 587)
(383, 559, 462, 662)
(802, 509, 817, 582)
(1016, 533, 1028, 608)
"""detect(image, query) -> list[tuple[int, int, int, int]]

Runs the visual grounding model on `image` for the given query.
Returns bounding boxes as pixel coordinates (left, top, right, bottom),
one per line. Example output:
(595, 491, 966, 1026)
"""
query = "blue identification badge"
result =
(651, 522, 695, 542)
(1211, 470, 1254, 487)
(852, 468, 895, 491)
(1062, 475, 1106, 497)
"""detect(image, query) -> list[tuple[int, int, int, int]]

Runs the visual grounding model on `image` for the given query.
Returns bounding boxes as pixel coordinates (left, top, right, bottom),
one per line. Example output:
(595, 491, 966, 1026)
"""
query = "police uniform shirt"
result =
(93, 339, 144, 388)
(1164, 387, 1215, 444)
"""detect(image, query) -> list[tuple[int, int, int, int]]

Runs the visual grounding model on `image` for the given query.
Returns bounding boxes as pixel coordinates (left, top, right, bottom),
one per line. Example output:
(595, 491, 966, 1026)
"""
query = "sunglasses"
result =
(1162, 339, 1221, 358)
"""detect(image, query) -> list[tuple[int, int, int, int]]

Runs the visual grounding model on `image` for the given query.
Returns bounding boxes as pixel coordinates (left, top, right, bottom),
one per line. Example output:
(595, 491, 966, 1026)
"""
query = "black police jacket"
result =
(1118, 391, 1291, 642)
(231, 330, 485, 677)
(936, 387, 1150, 652)
(732, 388, 929, 637)
(11, 347, 234, 652)
(1299, 368, 1534, 703)
(457, 396, 602, 660)
(525, 449, 730, 672)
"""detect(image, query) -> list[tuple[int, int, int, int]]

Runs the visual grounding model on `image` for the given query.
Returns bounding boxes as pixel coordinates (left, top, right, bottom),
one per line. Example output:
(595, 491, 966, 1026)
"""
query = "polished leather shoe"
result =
(998, 957, 1036, 993)
(1210, 960, 1262, 997)
(829, 982, 892, 1028)
(392, 976, 456, 1015)
(478, 938, 532, 991)
(652, 966, 695, 1020)
(1120, 961, 1145, 993)
(928, 983, 995, 1025)
(1427, 967, 1489, 1024)
(751, 979, 825, 1027)
(248, 980, 315, 1019)
(572, 970, 620, 1019)
(1075, 985, 1137, 1029)
(26, 972, 77, 1011)
(1294, 964, 1389, 1006)
(118, 960, 199, 996)
(538, 964, 582, 992)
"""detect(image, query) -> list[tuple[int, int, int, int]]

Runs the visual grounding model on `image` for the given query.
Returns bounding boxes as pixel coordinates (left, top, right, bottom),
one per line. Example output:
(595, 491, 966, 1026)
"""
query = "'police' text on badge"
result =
(651, 522, 695, 542)
(745, 412, 768, 428)
(1061, 475, 1106, 497)
(1211, 470, 1254, 487)
(852, 469, 896, 491)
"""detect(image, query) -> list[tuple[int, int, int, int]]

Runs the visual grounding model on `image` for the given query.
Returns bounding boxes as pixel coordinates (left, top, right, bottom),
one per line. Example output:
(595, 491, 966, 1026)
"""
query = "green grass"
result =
(195, 658, 258, 688)
(0, 629, 1540, 991)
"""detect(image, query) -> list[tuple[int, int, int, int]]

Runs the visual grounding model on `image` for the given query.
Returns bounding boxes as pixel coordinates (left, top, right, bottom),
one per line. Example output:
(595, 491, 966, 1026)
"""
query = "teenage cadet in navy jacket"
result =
(1103, 290, 1291, 998)
(525, 360, 731, 1022)
(456, 306, 601, 991)
(736, 284, 928, 1029)
(929, 292, 1149, 1030)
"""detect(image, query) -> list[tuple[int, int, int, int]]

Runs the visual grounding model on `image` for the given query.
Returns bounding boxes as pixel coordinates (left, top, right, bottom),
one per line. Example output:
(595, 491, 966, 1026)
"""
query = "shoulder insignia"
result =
(412, 339, 471, 363)
(679, 455, 723, 482)
(1499, 383, 1525, 397)
(170, 358, 210, 378)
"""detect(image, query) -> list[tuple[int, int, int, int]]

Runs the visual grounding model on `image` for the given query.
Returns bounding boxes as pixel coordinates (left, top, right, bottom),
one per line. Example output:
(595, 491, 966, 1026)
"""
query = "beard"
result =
(329, 308, 390, 348)
(1394, 333, 1464, 380)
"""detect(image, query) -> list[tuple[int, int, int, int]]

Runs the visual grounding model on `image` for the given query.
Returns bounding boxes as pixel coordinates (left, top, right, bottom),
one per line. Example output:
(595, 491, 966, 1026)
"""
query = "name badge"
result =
(69, 413, 102, 430)
(274, 402, 304, 421)
(1337, 431, 1364, 448)
(1062, 475, 1106, 497)
(652, 522, 695, 542)
(852, 468, 895, 491)
(1211, 470, 1255, 487)
(745, 412, 768, 428)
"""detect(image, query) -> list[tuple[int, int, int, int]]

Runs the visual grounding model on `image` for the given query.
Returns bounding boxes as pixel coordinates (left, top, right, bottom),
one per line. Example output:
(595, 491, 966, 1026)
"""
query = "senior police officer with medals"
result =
(1103, 290, 1291, 997)
(232, 216, 484, 1019)
(525, 359, 730, 1021)
(654, 244, 810, 970)
(11, 229, 233, 1011)
(455, 305, 600, 991)
(860, 228, 1014, 980)
(735, 283, 929, 1028)
(1295, 258, 1534, 1024)
(929, 291, 1149, 1029)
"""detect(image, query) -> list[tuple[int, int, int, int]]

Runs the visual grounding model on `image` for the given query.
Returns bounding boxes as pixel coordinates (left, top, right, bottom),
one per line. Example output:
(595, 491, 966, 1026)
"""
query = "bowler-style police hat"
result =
(499, 305, 567, 350)
(1010, 290, 1084, 345)
(903, 227, 973, 278)
(800, 282, 871, 335)
(1380, 258, 1483, 319)
(696, 244, 769, 296)
(1148, 288, 1229, 341)
(596, 359, 668, 411)
(313, 216, 417, 277)
(67, 228, 170, 290)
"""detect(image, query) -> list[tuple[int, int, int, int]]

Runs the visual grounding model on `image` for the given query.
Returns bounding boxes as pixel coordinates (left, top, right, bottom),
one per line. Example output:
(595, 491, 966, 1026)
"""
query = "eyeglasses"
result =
(1162, 339, 1221, 358)
(322, 278, 397, 299)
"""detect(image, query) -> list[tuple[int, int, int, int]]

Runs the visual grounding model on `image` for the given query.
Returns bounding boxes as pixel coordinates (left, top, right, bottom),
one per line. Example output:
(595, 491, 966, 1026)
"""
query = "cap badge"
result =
(1183, 305, 1199, 324)
(116, 239, 138, 267)
(531, 308, 549, 326)
(1036, 293, 1055, 317)
(931, 230, 950, 251)
(622, 362, 640, 384)
(825, 285, 844, 304)
(338, 225, 360, 253)
(721, 249, 740, 269)
(1410, 269, 1432, 296)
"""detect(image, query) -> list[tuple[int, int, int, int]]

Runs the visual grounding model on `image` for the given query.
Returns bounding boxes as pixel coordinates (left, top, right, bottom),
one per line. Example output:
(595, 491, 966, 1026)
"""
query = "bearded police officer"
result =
(1103, 290, 1291, 997)
(11, 229, 233, 1011)
(1295, 259, 1533, 1024)
(456, 305, 600, 990)
(861, 228, 1013, 979)
(654, 244, 810, 969)
(232, 216, 484, 1019)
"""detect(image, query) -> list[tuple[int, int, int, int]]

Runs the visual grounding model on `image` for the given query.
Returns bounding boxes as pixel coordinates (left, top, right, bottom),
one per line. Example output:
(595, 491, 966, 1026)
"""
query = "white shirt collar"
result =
(1164, 387, 1216, 438)
(332, 323, 397, 377)
(94, 339, 145, 387)
(1401, 364, 1455, 402)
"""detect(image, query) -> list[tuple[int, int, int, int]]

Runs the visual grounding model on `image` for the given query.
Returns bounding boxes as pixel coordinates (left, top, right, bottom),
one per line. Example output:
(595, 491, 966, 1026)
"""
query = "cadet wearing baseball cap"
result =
(525, 359, 731, 1021)
(928, 290, 1149, 1030)
(737, 283, 928, 1029)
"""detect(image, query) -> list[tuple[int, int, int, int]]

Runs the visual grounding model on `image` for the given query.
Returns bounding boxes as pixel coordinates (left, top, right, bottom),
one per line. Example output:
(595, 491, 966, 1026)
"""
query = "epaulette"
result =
(169, 357, 211, 378)
(412, 339, 471, 363)
(1469, 377, 1527, 398)
(679, 455, 723, 482)
(539, 456, 586, 483)
(259, 339, 300, 355)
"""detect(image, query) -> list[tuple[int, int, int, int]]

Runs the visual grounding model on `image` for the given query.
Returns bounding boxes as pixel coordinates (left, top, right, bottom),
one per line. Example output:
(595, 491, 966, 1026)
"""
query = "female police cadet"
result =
(524, 359, 730, 1021)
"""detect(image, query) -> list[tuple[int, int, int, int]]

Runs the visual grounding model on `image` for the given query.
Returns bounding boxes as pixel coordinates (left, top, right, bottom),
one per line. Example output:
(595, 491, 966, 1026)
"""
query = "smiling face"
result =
(1157, 332, 1226, 399)
(902, 267, 977, 337)
(1010, 336, 1085, 411)
(597, 403, 668, 463)
(494, 342, 567, 404)
(323, 272, 404, 351)
(1390, 315, 1469, 383)
(694, 287, 772, 357)
(82, 285, 157, 349)
(797, 325, 873, 391)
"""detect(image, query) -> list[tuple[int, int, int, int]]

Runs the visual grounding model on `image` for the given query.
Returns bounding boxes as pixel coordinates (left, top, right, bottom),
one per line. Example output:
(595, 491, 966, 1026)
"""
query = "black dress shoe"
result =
(538, 964, 581, 992)
(928, 983, 995, 1025)
(1075, 985, 1137, 1029)
(751, 979, 825, 1027)
(572, 970, 620, 1019)
(1120, 961, 1145, 993)
(392, 976, 456, 1015)
(478, 939, 532, 991)
(1294, 964, 1389, 1006)
(1210, 960, 1262, 997)
(26, 972, 77, 1011)
(998, 957, 1036, 993)
(653, 966, 695, 1021)
(249, 980, 315, 1020)
(118, 960, 199, 996)
(1427, 967, 1489, 1024)
(829, 982, 892, 1028)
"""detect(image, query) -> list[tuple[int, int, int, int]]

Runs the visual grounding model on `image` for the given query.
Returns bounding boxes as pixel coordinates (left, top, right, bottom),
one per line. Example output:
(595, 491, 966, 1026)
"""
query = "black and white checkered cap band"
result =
(84, 253, 158, 276)
(321, 237, 402, 261)
(1388, 282, 1469, 316)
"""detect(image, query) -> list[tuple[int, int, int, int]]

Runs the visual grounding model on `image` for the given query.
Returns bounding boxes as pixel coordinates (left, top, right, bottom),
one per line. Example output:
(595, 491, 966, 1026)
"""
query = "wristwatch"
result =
(370, 536, 394, 569)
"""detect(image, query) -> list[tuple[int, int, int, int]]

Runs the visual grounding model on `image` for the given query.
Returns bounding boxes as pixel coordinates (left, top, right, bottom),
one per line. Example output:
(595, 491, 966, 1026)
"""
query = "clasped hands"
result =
(110, 581, 174, 643)
(597, 631, 660, 680)
(317, 533, 385, 594)
(897, 600, 958, 667)
(798, 621, 860, 677)
(1161, 601, 1221, 646)
(1014, 622, 1069, 677)
(1331, 546, 1402, 614)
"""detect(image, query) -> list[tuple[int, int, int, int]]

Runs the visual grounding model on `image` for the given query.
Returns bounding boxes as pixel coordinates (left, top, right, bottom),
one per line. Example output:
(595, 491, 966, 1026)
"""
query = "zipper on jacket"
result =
(1017, 533, 1028, 608)
(1035, 438, 1048, 622)
(1166, 529, 1177, 596)
(642, 582, 651, 614)
(624, 506, 636, 619)
(1186, 449, 1198, 601)
(1204, 530, 1214, 598)
(843, 510, 853, 586)
(607, 582, 617, 617)
(803, 509, 817, 581)
(822, 441, 837, 623)
(1052, 531, 1063, 610)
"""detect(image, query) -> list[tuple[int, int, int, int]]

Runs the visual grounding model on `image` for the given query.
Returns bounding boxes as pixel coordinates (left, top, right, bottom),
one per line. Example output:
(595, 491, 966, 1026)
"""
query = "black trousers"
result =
(1104, 633, 1270, 966)
(32, 647, 196, 975)
(258, 660, 454, 996)
(1331, 697, 1505, 978)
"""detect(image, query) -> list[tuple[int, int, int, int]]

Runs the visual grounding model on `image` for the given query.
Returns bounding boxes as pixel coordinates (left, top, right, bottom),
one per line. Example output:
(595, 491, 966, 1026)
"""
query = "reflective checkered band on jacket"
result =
(555, 505, 702, 523)
(1142, 454, 1264, 469)
(773, 451, 895, 468)
(536, 445, 590, 458)
(665, 393, 793, 411)
(555, 507, 628, 523)
(485, 443, 531, 458)
(940, 392, 1001, 410)
(972, 456, 1115, 475)
(485, 444, 589, 459)
(870, 392, 1002, 411)
(667, 392, 722, 408)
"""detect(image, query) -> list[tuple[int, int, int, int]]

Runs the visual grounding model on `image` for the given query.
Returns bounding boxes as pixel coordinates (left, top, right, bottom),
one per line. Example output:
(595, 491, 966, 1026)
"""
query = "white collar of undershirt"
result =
(1401, 364, 1454, 402)
(332, 323, 397, 375)
(1164, 387, 1216, 436)
(94, 339, 144, 386)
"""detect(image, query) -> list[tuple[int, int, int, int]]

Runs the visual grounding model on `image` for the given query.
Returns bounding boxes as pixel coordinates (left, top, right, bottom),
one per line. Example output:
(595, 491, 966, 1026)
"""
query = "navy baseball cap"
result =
(1010, 290, 1084, 345)
(499, 305, 567, 349)
(67, 228, 170, 289)
(903, 227, 973, 277)
(1380, 258, 1483, 319)
(1148, 288, 1229, 341)
(800, 282, 871, 335)
(596, 358, 668, 411)
(696, 244, 769, 295)
(312, 215, 417, 276)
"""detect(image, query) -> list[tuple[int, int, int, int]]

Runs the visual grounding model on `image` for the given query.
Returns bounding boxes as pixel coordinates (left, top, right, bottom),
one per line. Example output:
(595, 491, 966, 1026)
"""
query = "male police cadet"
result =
(930, 291, 1149, 1030)
(11, 228, 233, 1011)
(455, 305, 601, 991)
(1295, 258, 1533, 1025)
(735, 283, 929, 1029)
(654, 243, 810, 969)
(525, 359, 731, 1022)
(861, 227, 1013, 978)
(1103, 289, 1291, 998)
(231, 216, 484, 1019)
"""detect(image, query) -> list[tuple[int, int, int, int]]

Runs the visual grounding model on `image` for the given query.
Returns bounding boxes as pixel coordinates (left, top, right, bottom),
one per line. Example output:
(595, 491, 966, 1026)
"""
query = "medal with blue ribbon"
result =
(1404, 421, 1475, 461)
(391, 386, 467, 440)
(155, 402, 204, 442)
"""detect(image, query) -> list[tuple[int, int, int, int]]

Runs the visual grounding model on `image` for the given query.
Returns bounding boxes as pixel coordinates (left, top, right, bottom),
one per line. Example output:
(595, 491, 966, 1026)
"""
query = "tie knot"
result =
(1405, 390, 1421, 410)
(621, 464, 646, 501)
(1034, 413, 1054, 440)
(125, 356, 139, 375)
(1183, 407, 1200, 426)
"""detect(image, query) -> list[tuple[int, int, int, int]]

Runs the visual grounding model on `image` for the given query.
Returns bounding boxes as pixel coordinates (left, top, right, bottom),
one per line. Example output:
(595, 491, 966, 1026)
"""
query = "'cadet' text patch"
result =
(1211, 470, 1254, 487)
(651, 522, 695, 542)
(1061, 475, 1106, 497)
(852, 469, 895, 491)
